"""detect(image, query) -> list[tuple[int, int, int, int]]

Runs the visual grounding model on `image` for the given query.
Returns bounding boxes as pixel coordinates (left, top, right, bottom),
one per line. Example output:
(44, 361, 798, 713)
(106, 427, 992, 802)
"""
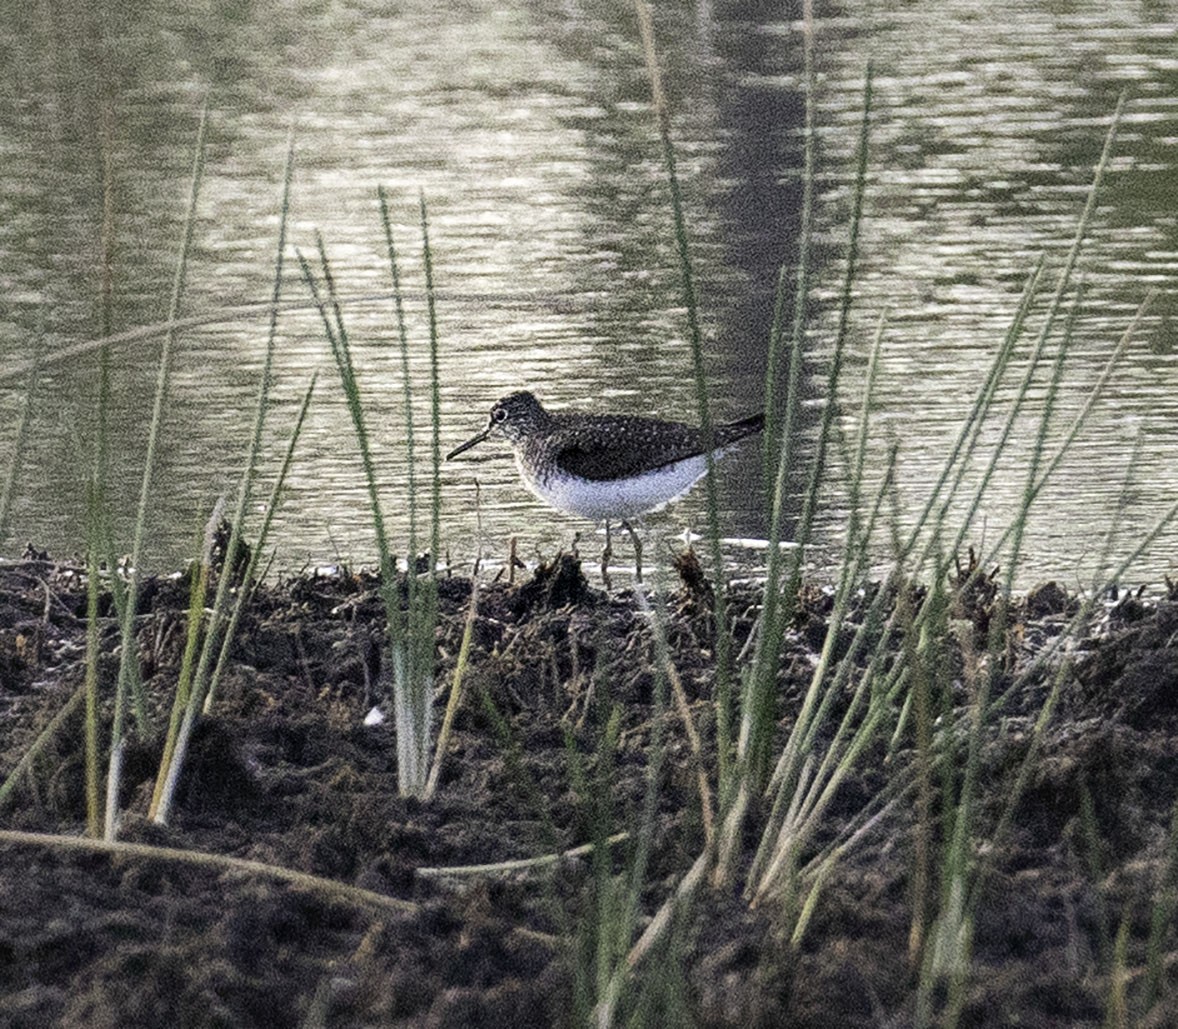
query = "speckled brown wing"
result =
(553, 412, 764, 483)
(554, 417, 708, 482)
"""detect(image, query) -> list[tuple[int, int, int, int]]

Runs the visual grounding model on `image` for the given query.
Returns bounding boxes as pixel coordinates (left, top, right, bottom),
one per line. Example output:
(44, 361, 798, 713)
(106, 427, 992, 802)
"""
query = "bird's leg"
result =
(621, 519, 643, 584)
(600, 520, 613, 590)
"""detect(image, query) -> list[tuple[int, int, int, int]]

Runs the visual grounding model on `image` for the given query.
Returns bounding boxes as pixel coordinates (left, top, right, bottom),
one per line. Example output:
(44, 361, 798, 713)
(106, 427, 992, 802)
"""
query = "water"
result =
(0, 0, 1175, 588)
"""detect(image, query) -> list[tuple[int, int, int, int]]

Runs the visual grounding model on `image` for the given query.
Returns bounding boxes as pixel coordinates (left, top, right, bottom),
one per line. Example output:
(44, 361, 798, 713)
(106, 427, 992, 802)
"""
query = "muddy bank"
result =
(1, 551, 1177, 1027)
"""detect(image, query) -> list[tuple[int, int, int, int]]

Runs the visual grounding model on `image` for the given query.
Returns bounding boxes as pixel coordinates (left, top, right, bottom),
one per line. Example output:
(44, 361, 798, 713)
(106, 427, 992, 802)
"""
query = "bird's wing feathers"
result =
(552, 414, 763, 482)
(554, 420, 705, 482)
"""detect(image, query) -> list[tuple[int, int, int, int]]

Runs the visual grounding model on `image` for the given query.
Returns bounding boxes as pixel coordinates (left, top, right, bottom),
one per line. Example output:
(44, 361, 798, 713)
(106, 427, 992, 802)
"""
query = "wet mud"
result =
(1, 550, 1177, 1027)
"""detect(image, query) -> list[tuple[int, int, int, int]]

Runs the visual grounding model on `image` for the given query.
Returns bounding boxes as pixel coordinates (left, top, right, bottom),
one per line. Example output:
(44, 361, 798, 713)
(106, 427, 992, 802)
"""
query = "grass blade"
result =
(153, 374, 318, 824)
(0, 349, 40, 544)
(634, 0, 735, 767)
(105, 100, 209, 840)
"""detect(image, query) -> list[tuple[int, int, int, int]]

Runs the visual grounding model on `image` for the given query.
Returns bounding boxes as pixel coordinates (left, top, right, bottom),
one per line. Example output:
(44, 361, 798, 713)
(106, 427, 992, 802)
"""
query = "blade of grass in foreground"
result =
(751, 242, 1006, 913)
(0, 349, 40, 545)
(83, 479, 105, 837)
(378, 185, 420, 736)
(152, 374, 318, 824)
(420, 193, 443, 578)
(746, 0, 818, 797)
(420, 197, 443, 765)
(298, 230, 434, 797)
(786, 176, 1126, 880)
(105, 102, 208, 841)
(198, 128, 296, 715)
(746, 95, 1134, 944)
(148, 503, 220, 818)
(714, 51, 873, 891)
(634, 0, 734, 761)
(149, 129, 296, 825)
(424, 578, 478, 800)
(376, 191, 442, 791)
(745, 332, 894, 899)
(744, 56, 873, 799)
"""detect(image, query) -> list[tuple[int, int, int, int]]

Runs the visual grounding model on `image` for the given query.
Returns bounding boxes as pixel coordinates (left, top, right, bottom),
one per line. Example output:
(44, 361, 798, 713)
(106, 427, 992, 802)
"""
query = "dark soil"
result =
(2, 550, 1178, 1027)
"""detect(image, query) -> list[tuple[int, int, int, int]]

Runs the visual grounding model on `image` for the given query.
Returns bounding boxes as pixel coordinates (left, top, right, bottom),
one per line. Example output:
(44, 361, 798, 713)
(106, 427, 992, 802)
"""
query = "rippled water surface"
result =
(1, 0, 1175, 586)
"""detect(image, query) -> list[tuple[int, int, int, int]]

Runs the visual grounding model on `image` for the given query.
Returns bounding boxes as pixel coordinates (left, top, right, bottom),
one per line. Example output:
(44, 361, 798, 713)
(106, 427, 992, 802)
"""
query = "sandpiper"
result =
(446, 390, 763, 584)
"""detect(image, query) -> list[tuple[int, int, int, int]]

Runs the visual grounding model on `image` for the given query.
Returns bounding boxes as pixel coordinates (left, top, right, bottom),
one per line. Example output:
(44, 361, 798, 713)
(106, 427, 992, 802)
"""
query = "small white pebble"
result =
(363, 706, 386, 726)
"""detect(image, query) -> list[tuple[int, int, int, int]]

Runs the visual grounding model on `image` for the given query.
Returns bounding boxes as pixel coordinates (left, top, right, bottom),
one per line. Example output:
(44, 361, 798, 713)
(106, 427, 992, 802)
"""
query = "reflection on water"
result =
(0, 0, 1175, 587)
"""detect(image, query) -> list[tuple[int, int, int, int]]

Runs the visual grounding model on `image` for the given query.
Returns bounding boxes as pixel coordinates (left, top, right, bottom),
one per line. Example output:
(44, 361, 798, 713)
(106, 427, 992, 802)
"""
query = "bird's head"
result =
(446, 391, 549, 458)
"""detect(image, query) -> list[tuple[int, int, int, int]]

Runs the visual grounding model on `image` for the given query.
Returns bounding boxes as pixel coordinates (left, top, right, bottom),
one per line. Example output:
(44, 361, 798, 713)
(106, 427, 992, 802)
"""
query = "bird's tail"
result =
(716, 412, 765, 445)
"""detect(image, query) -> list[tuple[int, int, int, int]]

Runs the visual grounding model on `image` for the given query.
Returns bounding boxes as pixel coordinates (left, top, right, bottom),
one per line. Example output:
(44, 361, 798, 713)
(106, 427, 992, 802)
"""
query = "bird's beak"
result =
(446, 425, 494, 460)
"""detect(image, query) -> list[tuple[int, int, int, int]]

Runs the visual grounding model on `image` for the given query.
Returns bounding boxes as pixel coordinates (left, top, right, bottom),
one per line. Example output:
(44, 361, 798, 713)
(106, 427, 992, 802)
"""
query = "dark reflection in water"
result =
(0, 0, 1175, 586)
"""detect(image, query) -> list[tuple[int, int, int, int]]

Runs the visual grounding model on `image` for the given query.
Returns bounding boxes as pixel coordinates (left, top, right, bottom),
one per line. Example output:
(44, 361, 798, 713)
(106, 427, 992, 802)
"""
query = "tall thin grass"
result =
(596, 6, 1176, 1021)
(298, 194, 442, 798)
(0, 114, 311, 834)
(576, 577, 676, 1026)
(149, 504, 219, 818)
(634, 1, 736, 779)
(152, 373, 317, 823)
(82, 482, 103, 836)
(151, 135, 310, 824)
(104, 103, 209, 839)
(0, 350, 40, 545)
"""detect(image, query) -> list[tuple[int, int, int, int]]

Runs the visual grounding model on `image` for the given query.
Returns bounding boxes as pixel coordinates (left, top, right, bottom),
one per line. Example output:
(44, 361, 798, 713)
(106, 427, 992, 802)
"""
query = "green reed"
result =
(635, 0, 736, 773)
(750, 59, 872, 798)
(149, 133, 305, 824)
(135, 132, 306, 824)
(152, 374, 316, 824)
(420, 193, 443, 577)
(711, 50, 872, 890)
(104, 102, 208, 839)
(0, 349, 40, 545)
(149, 507, 218, 818)
(82, 482, 103, 836)
(1144, 798, 1178, 1013)
(424, 579, 478, 800)
(298, 195, 441, 798)
(589, 25, 1177, 1019)
(757, 89, 1130, 926)
(377, 189, 442, 793)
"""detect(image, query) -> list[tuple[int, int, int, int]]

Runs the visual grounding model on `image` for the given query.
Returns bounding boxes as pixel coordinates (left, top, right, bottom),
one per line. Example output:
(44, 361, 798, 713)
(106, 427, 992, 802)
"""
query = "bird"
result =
(446, 390, 763, 585)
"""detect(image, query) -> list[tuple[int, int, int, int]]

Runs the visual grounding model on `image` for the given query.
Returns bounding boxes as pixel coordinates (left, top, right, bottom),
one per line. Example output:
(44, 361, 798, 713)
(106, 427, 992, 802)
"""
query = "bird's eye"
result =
(492, 407, 508, 423)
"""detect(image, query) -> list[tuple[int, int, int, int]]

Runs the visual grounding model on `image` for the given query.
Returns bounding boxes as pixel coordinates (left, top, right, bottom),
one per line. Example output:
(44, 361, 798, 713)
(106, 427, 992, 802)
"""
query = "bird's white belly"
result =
(519, 454, 710, 521)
